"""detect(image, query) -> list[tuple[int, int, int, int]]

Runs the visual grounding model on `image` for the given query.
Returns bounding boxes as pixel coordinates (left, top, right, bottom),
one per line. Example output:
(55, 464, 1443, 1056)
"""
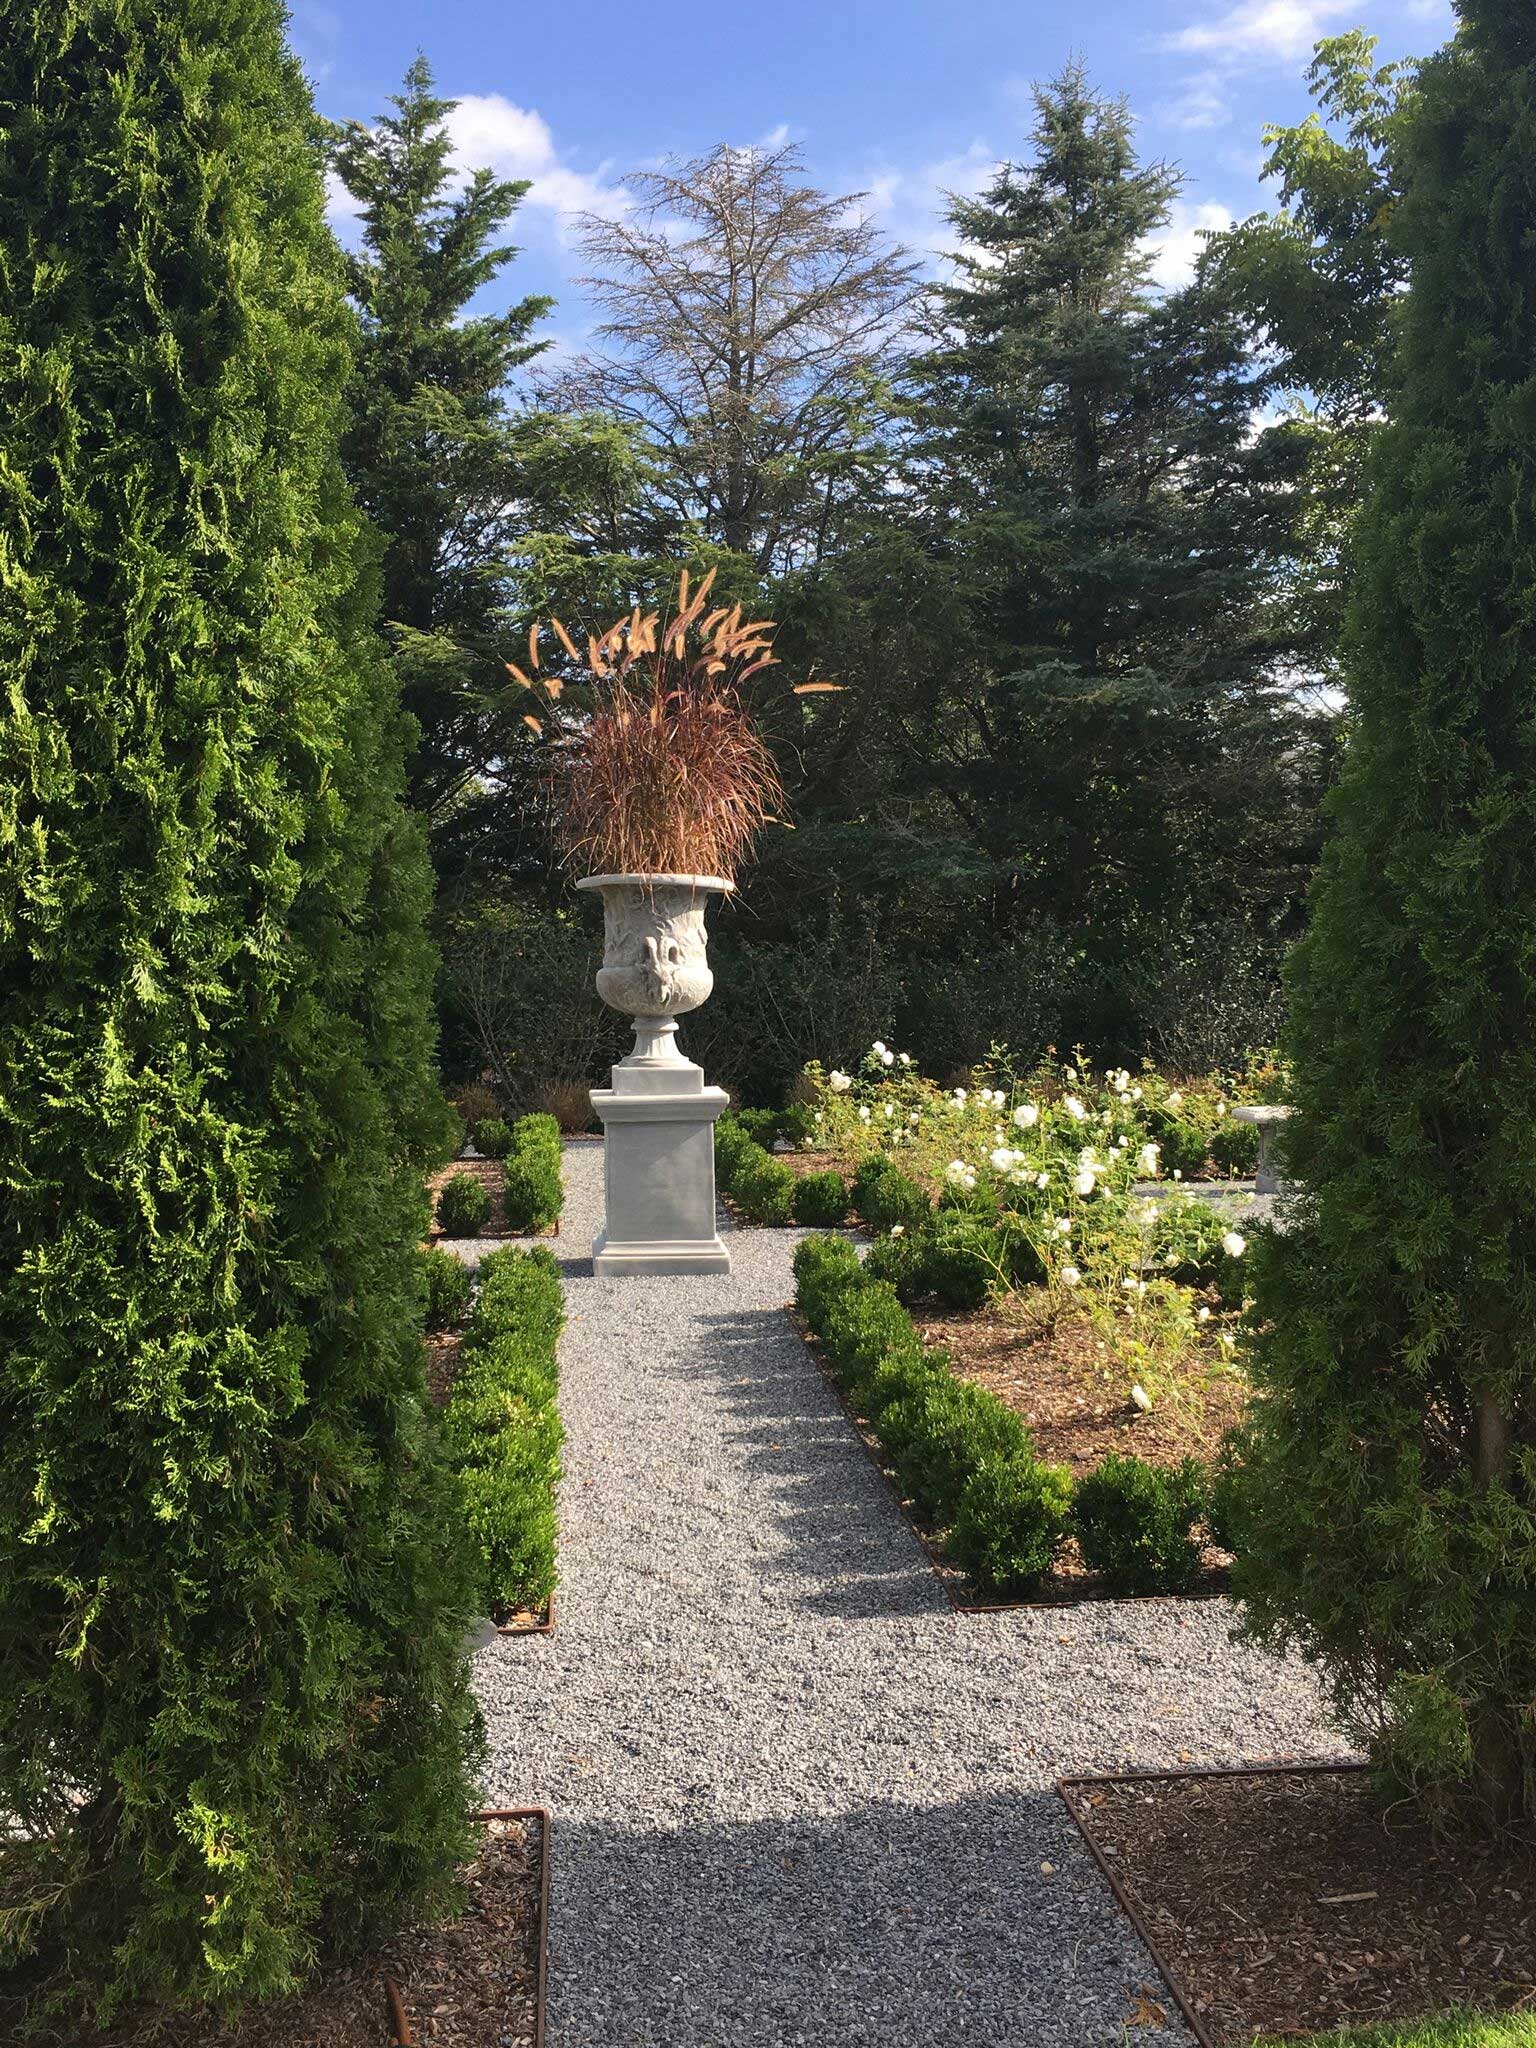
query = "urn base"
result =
(589, 1057, 731, 1278)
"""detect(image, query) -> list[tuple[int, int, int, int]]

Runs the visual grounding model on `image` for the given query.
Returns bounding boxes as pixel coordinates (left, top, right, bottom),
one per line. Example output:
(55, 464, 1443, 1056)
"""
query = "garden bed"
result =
(426, 1158, 561, 1242)
(793, 1308, 1233, 1609)
(1060, 1764, 1536, 2045)
(16, 1811, 548, 2048)
(910, 1297, 1246, 1479)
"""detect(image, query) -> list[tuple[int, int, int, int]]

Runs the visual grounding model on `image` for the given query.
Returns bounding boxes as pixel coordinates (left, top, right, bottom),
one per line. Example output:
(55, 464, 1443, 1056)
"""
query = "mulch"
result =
(1066, 1766, 1536, 2043)
(9, 1813, 546, 2048)
(911, 1299, 1247, 1479)
(791, 1310, 1232, 1609)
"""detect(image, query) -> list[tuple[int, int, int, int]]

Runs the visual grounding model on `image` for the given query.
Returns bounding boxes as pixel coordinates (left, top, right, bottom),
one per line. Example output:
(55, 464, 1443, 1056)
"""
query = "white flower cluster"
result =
(1013, 1102, 1039, 1129)
(829, 1070, 852, 1093)
(869, 1040, 896, 1068)
(945, 1158, 978, 1192)
(1062, 1094, 1088, 1122)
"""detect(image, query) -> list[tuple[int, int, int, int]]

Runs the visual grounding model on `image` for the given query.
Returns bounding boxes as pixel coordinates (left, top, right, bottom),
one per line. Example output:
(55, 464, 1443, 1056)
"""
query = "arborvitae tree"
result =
(0, 2, 480, 2022)
(1233, 0, 1536, 1824)
(894, 66, 1328, 1019)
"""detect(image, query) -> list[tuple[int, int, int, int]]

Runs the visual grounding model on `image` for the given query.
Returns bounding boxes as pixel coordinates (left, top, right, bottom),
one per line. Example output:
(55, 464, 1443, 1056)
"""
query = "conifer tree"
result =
(896, 66, 1326, 999)
(330, 59, 553, 848)
(0, 1, 479, 2019)
(1233, 0, 1536, 1824)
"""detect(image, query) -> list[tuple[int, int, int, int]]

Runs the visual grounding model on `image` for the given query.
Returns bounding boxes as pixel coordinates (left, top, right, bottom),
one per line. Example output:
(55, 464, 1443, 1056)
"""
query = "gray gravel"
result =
(471, 1141, 1347, 2047)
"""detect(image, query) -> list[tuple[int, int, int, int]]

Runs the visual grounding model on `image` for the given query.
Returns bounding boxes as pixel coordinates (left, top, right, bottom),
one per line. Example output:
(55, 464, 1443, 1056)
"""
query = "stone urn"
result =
(575, 874, 733, 1277)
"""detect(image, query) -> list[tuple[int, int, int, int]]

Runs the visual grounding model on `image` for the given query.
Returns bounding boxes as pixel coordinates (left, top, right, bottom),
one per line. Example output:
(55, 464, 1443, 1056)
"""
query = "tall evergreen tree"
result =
(332, 59, 589, 889)
(0, 2, 479, 2020)
(1233, 0, 1536, 1824)
(892, 67, 1328, 1016)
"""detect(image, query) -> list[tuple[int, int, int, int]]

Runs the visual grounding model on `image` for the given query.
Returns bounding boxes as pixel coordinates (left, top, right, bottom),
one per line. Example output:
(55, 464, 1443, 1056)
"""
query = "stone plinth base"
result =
(589, 1043, 730, 1277)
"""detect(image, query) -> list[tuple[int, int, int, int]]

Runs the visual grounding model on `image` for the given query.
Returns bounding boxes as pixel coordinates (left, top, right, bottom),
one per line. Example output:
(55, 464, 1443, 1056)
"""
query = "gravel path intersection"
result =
(471, 1141, 1343, 2047)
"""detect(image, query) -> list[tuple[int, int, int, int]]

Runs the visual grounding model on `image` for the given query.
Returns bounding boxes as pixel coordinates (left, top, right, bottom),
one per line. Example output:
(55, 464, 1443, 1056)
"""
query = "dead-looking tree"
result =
(547, 144, 919, 575)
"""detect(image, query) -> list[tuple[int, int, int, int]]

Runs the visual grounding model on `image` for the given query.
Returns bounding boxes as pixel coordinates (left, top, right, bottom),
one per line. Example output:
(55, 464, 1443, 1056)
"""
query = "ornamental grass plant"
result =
(515, 568, 815, 882)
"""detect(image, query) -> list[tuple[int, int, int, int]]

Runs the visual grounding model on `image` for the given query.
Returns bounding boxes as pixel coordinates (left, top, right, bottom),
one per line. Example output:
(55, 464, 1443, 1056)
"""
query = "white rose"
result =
(1013, 1103, 1040, 1129)
(829, 1071, 852, 1093)
(1167, 1090, 1183, 1109)
(1036, 1172, 1050, 1189)
(1063, 1095, 1087, 1122)
(1060, 1264, 1082, 1288)
(1074, 1168, 1097, 1196)
(890, 1224, 905, 1239)
(945, 1159, 969, 1182)
(953, 1088, 968, 1104)
(989, 1147, 1016, 1172)
(1222, 1231, 1247, 1258)
(1138, 1144, 1160, 1175)
(883, 1103, 894, 1118)
(882, 1050, 895, 1066)
(872, 1041, 887, 1055)
(858, 1105, 871, 1121)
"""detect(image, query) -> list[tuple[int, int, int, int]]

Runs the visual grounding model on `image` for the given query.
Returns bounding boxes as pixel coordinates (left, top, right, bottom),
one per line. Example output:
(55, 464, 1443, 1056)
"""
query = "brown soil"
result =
(10, 1814, 544, 2048)
(1069, 1767, 1536, 2043)
(911, 1299, 1247, 1479)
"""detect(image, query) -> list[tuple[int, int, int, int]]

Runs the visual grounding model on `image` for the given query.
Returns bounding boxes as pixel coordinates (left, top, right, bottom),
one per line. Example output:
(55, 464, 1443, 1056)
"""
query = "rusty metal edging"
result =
(1056, 1758, 1370, 2048)
(494, 1590, 557, 1638)
(384, 1805, 552, 2048)
(790, 1308, 1231, 1617)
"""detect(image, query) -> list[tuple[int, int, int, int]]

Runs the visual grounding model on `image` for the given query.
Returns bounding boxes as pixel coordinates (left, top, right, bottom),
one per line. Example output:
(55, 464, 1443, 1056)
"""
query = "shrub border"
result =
(384, 1806, 551, 2048)
(433, 1117, 566, 1241)
(442, 1247, 565, 1629)
(792, 1236, 1230, 1613)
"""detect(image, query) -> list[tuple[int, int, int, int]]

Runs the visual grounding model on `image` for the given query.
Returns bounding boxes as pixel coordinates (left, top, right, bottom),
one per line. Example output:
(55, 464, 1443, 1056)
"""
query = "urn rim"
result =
(575, 872, 734, 895)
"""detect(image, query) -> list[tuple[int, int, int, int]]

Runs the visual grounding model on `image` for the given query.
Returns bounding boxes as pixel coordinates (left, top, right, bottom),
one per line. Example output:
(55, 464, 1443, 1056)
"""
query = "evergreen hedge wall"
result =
(0, 0, 480, 2021)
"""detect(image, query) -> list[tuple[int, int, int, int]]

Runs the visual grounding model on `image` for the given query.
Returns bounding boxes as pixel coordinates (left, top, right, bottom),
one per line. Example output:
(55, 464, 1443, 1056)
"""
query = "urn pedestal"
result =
(576, 874, 732, 1277)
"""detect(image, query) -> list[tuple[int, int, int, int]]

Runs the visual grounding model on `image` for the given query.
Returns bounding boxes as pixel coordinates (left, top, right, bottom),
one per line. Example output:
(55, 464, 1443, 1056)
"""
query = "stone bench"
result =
(1231, 1104, 1293, 1195)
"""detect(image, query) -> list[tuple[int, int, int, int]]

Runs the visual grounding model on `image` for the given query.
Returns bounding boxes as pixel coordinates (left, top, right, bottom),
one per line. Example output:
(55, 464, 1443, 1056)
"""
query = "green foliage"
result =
(791, 1169, 852, 1228)
(885, 1378, 1030, 1525)
(442, 1248, 565, 1614)
(0, 2, 480, 2020)
(1144, 1105, 1210, 1181)
(949, 1455, 1075, 1599)
(1074, 1454, 1208, 1594)
(1231, 5, 1536, 1825)
(475, 1117, 512, 1158)
(1254, 2017, 1536, 2048)
(418, 1246, 474, 1332)
(1208, 1118, 1260, 1178)
(716, 1123, 797, 1224)
(437, 1171, 493, 1237)
(854, 1159, 933, 1233)
(499, 1114, 563, 1234)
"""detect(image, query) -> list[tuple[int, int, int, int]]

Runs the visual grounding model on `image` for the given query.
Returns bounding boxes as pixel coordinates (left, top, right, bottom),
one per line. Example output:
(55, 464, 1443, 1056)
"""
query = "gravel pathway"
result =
(472, 1141, 1345, 2047)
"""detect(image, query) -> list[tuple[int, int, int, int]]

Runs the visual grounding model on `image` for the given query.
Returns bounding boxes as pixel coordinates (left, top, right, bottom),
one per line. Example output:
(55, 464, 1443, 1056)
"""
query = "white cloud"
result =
(1144, 198, 1234, 290)
(858, 139, 998, 265)
(445, 96, 629, 232)
(1159, 70, 1234, 130)
(326, 94, 628, 242)
(1164, 0, 1351, 63)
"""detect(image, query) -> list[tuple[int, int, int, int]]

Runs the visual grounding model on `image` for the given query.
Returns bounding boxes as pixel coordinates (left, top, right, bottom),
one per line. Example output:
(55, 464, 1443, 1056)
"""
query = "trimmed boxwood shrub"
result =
(437, 1170, 493, 1238)
(418, 1245, 474, 1331)
(884, 1377, 1027, 1524)
(1145, 1104, 1209, 1180)
(853, 1157, 933, 1233)
(474, 1116, 512, 1159)
(949, 1454, 1075, 1598)
(1208, 1117, 1259, 1178)
(1074, 1453, 1208, 1595)
(444, 1246, 565, 1613)
(500, 1113, 564, 1234)
(791, 1169, 852, 1227)
(716, 1118, 796, 1223)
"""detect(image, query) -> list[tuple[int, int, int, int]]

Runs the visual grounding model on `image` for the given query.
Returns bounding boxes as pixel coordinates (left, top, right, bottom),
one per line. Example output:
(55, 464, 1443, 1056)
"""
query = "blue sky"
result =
(294, 0, 1456, 359)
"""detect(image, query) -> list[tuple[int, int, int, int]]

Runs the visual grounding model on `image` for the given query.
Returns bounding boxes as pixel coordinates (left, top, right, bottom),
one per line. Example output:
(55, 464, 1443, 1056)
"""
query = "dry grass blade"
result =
(544, 568, 788, 883)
